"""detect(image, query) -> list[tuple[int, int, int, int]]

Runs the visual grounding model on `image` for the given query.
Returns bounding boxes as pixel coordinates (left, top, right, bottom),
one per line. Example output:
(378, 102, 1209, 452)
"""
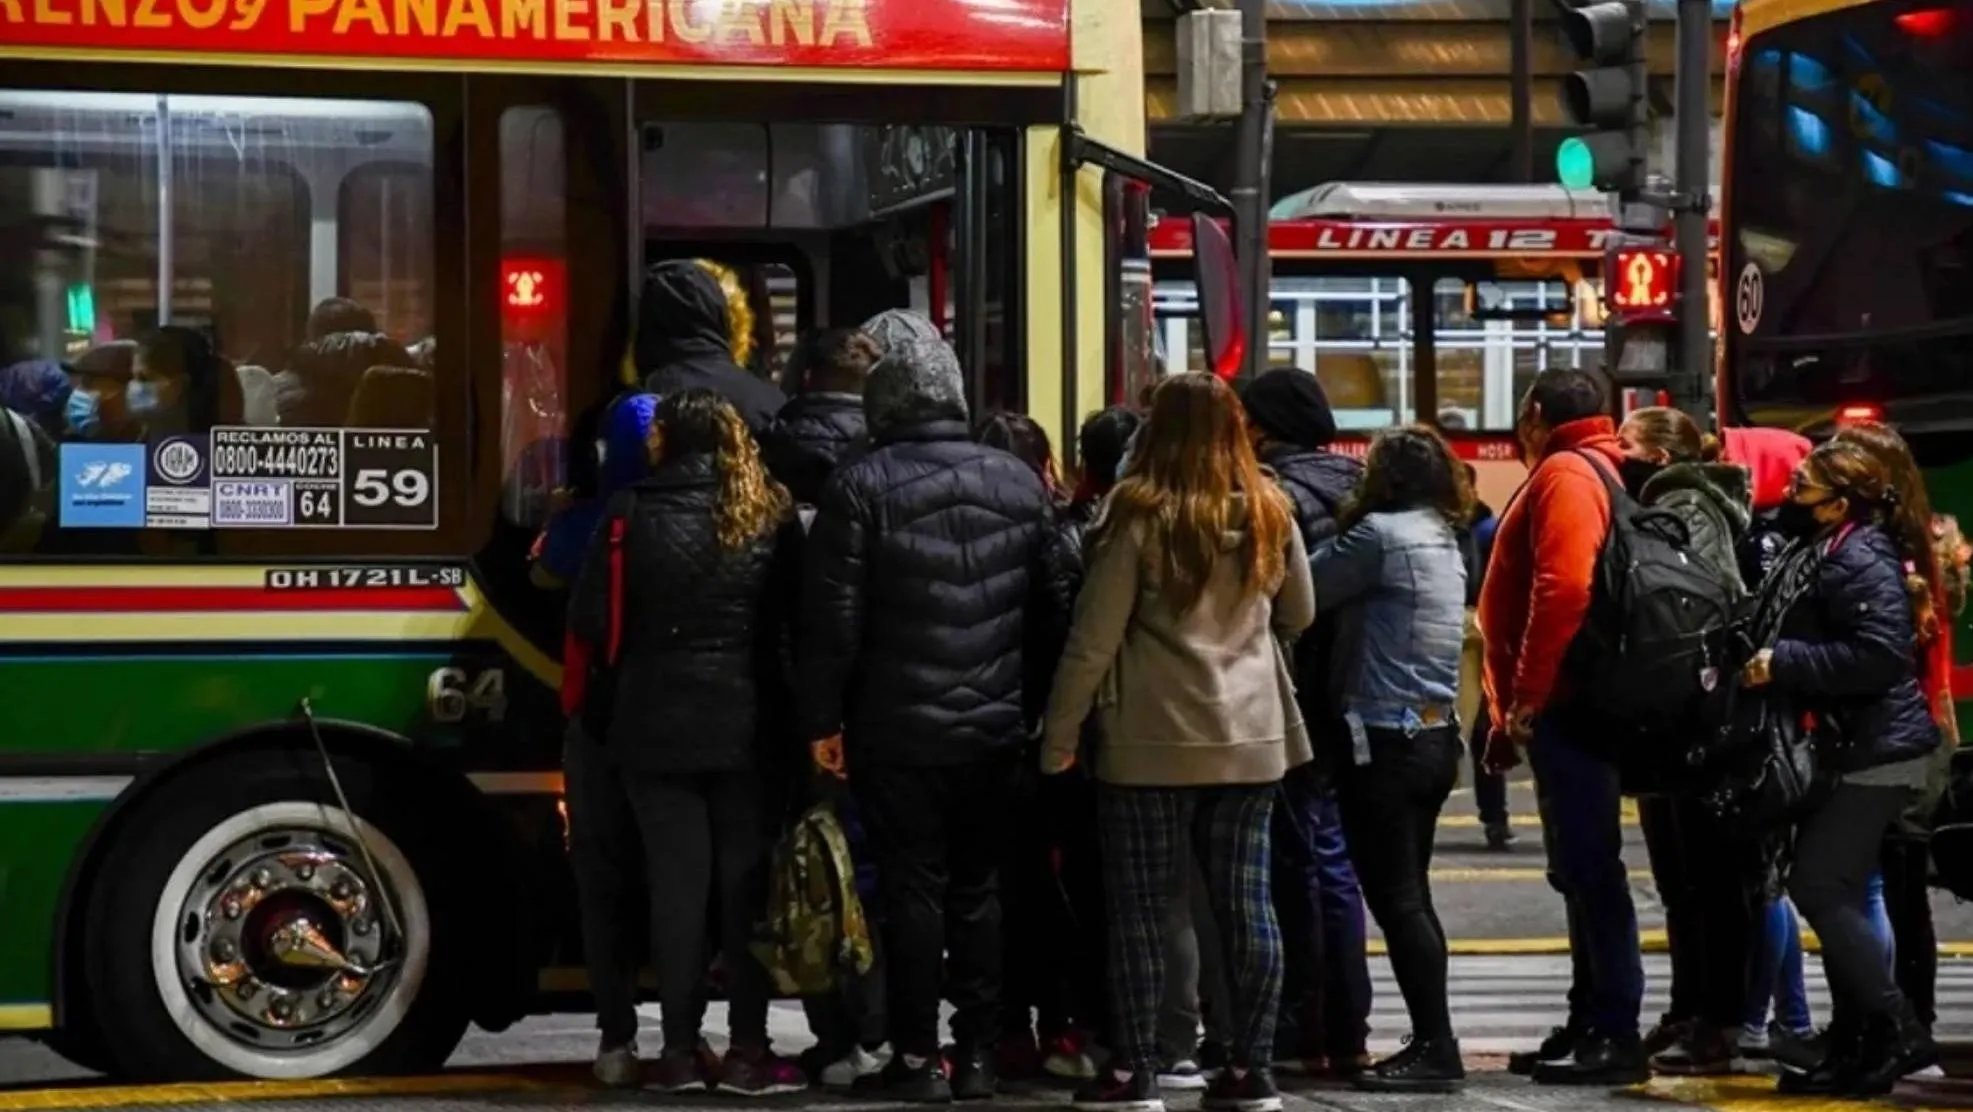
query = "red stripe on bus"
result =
(0, 586, 467, 613)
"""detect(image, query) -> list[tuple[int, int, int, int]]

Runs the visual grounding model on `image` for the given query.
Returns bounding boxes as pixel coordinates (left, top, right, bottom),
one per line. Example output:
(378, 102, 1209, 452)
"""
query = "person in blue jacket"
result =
(533, 393, 660, 589)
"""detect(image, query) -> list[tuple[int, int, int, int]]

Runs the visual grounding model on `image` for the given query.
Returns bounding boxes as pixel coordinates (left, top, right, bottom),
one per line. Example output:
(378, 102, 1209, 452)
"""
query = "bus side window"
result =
(1300, 276, 1414, 431)
(0, 89, 451, 559)
(1431, 277, 1597, 432)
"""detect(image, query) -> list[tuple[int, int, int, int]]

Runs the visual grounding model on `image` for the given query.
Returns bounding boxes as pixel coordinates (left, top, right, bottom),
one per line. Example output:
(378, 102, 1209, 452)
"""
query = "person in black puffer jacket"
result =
(1238, 367, 1371, 1072)
(638, 260, 786, 433)
(764, 327, 879, 506)
(567, 389, 807, 1095)
(1741, 439, 1942, 1097)
(797, 334, 1066, 1102)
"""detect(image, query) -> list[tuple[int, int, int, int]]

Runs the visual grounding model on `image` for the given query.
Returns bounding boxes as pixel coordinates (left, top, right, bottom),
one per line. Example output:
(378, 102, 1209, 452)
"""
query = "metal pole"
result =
(1673, 0, 1712, 418)
(1509, 0, 1534, 182)
(1233, 0, 1271, 381)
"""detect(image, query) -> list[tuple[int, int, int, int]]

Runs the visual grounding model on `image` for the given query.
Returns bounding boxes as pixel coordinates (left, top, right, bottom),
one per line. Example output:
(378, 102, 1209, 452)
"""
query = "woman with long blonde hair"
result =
(1041, 372, 1315, 1112)
(568, 388, 805, 1096)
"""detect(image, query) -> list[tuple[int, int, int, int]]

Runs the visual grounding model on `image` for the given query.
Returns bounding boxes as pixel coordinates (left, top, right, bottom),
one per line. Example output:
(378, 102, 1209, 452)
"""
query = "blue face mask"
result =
(65, 389, 101, 437)
(125, 380, 162, 416)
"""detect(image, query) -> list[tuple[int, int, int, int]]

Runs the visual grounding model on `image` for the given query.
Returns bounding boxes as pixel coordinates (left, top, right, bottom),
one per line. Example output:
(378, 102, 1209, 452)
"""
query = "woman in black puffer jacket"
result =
(569, 388, 807, 1096)
(1740, 439, 1943, 1098)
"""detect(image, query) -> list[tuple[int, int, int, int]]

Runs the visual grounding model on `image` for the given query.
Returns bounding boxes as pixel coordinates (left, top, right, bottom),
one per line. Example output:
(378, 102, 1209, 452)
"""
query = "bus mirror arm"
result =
(1063, 126, 1234, 217)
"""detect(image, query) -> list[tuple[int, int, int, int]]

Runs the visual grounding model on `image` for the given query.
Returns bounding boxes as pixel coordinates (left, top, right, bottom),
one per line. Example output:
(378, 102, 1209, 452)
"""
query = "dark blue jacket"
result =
(1263, 445, 1362, 730)
(1770, 523, 1941, 773)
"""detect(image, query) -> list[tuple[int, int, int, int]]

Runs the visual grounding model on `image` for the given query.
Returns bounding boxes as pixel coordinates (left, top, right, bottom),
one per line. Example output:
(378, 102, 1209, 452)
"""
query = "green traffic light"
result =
(1556, 137, 1596, 191)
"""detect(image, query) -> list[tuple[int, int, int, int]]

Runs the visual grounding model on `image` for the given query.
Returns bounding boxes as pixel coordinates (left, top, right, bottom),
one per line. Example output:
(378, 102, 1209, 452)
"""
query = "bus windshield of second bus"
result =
(1723, 0, 1973, 437)
(1151, 183, 1626, 444)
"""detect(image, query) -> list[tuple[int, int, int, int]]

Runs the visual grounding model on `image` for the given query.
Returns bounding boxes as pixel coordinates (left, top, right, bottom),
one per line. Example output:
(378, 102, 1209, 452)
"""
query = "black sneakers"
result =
(1508, 1022, 1586, 1076)
(1071, 1068, 1164, 1112)
(876, 1053, 952, 1104)
(947, 1045, 997, 1102)
(1354, 1036, 1465, 1093)
(1201, 1067, 1282, 1112)
(1531, 1033, 1651, 1087)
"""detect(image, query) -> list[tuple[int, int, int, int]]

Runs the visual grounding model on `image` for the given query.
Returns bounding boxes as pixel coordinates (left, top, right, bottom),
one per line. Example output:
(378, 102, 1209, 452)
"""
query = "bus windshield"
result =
(1728, 0, 1973, 432)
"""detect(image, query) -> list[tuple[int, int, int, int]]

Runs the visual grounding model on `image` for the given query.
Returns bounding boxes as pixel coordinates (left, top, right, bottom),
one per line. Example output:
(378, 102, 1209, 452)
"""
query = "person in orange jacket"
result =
(1477, 368, 1646, 1086)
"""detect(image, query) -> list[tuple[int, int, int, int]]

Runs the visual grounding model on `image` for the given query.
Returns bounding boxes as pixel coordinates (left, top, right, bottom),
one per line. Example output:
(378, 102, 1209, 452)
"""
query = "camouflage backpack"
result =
(750, 803, 874, 995)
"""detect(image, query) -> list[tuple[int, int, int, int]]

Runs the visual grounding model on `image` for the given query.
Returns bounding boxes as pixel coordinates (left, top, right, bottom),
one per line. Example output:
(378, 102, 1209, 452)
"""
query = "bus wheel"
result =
(82, 752, 471, 1080)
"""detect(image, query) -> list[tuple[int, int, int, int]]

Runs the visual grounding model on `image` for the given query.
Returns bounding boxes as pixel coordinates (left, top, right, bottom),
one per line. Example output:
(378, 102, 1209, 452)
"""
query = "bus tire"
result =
(81, 749, 472, 1081)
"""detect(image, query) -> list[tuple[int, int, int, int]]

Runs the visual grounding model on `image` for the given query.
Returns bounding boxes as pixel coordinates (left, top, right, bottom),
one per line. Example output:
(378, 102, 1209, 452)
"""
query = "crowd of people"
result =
(548, 260, 1965, 1108)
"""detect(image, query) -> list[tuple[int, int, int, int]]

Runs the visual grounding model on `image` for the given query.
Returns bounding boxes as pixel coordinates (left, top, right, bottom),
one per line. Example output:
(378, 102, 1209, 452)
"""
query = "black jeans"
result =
(1001, 771, 1109, 1041)
(1882, 837, 1938, 1026)
(1338, 725, 1461, 1039)
(564, 723, 645, 1050)
(631, 768, 774, 1050)
(1639, 795, 1757, 1030)
(1789, 782, 1915, 1022)
(1469, 696, 1509, 827)
(855, 752, 1018, 1057)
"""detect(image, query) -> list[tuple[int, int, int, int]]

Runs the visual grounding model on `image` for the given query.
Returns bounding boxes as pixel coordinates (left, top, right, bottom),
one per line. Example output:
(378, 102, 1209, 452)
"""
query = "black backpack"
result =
(1563, 450, 1741, 737)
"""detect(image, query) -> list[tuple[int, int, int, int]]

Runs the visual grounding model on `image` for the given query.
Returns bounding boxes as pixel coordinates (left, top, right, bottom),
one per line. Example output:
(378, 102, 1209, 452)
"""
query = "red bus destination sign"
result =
(0, 0, 1072, 71)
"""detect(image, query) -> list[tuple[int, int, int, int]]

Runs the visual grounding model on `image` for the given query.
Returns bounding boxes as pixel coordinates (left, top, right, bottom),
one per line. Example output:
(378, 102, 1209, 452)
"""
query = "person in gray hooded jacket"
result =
(1612, 405, 1757, 1075)
(796, 332, 1066, 1103)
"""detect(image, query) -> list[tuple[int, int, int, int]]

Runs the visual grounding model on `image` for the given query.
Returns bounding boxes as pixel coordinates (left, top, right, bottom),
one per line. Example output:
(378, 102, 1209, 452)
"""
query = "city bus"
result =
(1150, 182, 1637, 509)
(0, 0, 1236, 1082)
(1716, 0, 1973, 698)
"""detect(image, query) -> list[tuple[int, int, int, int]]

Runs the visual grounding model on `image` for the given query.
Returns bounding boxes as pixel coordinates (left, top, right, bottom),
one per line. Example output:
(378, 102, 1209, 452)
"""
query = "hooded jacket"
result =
(1722, 426, 1812, 512)
(763, 391, 867, 505)
(568, 452, 804, 772)
(638, 261, 785, 432)
(1637, 461, 1754, 594)
(1041, 495, 1316, 787)
(1262, 444, 1363, 730)
(1477, 416, 1624, 725)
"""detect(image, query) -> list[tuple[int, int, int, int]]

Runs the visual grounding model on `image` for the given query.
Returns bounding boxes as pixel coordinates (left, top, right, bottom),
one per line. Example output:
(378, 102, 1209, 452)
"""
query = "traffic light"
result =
(1604, 243, 1678, 382)
(1555, 0, 1649, 196)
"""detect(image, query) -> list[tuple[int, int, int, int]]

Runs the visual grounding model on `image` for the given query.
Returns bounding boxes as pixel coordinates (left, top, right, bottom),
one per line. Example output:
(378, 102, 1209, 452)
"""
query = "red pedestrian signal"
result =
(1608, 248, 1678, 316)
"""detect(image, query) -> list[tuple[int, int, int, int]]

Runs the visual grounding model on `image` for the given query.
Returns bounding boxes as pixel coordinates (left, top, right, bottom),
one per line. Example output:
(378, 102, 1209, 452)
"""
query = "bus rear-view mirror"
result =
(1465, 278, 1574, 323)
(1191, 214, 1246, 380)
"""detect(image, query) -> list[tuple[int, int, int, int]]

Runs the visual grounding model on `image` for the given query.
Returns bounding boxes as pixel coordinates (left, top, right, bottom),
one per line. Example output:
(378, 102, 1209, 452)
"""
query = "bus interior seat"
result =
(346, 365, 435, 429)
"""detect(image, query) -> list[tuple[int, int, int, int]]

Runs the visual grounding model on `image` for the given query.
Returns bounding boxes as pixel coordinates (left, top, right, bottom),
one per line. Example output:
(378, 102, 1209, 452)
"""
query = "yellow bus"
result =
(0, 0, 1237, 1081)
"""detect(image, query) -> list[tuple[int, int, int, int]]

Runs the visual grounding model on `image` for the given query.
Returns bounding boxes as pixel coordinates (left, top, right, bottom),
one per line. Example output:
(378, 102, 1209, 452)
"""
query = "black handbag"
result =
(1691, 541, 1827, 830)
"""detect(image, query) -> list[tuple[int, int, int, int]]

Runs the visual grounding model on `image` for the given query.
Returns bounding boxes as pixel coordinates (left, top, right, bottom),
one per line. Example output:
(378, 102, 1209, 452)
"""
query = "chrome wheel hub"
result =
(173, 829, 399, 1046)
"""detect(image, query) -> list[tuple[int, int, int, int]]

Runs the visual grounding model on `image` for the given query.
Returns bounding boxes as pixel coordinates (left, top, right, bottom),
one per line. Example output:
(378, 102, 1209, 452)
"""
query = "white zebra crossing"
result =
(1372, 954, 1973, 1055)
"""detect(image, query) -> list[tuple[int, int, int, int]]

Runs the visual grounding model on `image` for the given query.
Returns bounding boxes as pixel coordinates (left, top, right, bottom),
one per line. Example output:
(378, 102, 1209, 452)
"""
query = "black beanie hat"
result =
(1240, 367, 1338, 449)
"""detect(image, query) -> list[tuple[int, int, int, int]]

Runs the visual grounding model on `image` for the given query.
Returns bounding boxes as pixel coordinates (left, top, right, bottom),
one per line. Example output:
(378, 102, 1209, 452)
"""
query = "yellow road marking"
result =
(1388, 932, 1973, 957)
(1440, 799, 1641, 827)
(1637, 1073, 1970, 1112)
(1427, 867, 1653, 881)
(0, 1073, 574, 1111)
(0, 1006, 52, 1031)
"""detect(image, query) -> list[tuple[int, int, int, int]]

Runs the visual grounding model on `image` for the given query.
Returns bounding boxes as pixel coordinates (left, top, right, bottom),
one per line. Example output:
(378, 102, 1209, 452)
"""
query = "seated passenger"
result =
(276, 331, 413, 428)
(307, 296, 378, 341)
(135, 326, 241, 435)
(66, 341, 139, 442)
(0, 359, 74, 438)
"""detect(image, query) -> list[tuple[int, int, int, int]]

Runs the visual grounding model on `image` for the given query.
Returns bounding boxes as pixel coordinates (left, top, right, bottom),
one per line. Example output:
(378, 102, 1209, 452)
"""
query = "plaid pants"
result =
(1098, 783, 1283, 1072)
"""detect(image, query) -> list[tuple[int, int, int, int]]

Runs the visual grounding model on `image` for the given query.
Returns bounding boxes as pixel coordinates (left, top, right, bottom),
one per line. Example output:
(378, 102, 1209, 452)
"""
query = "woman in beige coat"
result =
(1040, 372, 1315, 1112)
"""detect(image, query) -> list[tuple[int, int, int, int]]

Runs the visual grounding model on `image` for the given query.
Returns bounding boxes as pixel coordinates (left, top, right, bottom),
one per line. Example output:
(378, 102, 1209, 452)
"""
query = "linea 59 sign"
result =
(0, 0, 1073, 71)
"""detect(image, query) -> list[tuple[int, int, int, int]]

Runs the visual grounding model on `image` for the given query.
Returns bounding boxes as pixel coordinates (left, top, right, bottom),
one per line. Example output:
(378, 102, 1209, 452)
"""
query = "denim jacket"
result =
(1310, 507, 1467, 739)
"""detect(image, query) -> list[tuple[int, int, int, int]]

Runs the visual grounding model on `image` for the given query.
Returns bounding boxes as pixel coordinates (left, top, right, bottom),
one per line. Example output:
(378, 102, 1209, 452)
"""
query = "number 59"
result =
(354, 468, 431, 508)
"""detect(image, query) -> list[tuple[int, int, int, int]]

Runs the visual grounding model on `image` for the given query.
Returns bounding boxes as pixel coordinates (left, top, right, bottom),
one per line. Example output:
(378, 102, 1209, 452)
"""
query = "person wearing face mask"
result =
(1608, 407, 1757, 1076)
(1478, 368, 1647, 1085)
(1740, 441, 1943, 1096)
(65, 341, 139, 442)
(132, 327, 239, 436)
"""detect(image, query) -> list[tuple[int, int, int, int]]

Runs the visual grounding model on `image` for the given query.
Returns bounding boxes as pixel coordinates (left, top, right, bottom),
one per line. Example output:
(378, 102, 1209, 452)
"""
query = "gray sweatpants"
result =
(1157, 856, 1233, 1060)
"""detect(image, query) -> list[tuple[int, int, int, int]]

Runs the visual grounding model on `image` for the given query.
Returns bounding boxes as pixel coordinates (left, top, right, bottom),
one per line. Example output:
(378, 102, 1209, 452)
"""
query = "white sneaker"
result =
(821, 1044, 890, 1088)
(593, 1041, 641, 1088)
